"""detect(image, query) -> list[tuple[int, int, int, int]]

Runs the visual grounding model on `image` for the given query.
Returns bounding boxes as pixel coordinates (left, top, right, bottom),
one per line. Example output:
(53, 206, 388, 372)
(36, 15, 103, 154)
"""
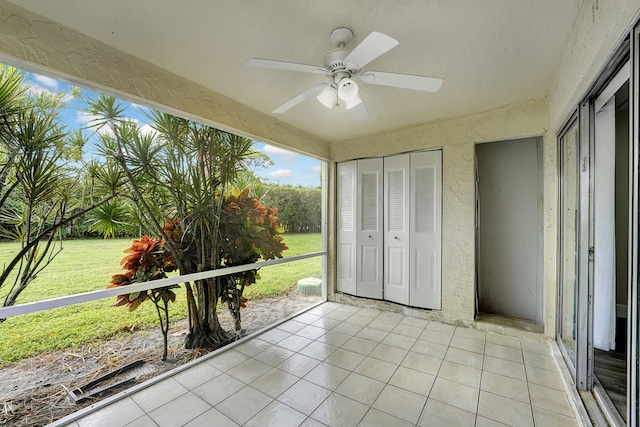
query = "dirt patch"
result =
(0, 291, 321, 426)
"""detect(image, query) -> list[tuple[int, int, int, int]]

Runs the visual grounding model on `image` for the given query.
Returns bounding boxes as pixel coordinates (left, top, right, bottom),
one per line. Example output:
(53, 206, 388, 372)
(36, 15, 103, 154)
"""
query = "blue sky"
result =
(22, 71, 322, 187)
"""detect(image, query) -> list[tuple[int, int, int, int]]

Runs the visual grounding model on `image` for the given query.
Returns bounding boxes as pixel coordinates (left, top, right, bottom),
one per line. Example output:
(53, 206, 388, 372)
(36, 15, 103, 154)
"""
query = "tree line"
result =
(262, 184, 321, 233)
(2, 183, 323, 239)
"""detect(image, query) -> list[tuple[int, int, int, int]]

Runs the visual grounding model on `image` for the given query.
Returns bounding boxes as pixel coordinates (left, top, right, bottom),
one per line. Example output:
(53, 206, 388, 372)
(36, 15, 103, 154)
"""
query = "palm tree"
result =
(0, 65, 28, 201)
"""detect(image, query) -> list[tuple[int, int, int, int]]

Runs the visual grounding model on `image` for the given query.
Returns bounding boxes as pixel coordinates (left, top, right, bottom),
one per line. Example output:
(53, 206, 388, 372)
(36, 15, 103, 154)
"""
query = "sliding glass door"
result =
(558, 53, 635, 424)
(629, 20, 640, 427)
(558, 119, 580, 371)
(591, 63, 630, 424)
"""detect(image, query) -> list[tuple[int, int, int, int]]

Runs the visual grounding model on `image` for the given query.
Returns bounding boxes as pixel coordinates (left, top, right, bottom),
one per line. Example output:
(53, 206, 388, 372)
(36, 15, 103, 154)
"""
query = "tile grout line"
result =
(468, 332, 486, 427)
(522, 340, 537, 427)
(478, 335, 488, 426)
(475, 351, 485, 427)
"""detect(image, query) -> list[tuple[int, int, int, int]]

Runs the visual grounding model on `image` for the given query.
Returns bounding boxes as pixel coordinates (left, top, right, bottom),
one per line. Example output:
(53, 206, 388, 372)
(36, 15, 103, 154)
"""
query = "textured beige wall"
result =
(331, 99, 548, 326)
(548, 0, 640, 133)
(542, 134, 557, 338)
(0, 1, 330, 160)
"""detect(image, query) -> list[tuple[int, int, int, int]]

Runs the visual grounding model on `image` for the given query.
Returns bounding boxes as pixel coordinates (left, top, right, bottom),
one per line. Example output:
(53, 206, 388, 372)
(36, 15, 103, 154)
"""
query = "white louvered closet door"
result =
(356, 158, 383, 299)
(410, 150, 442, 309)
(384, 154, 410, 305)
(337, 161, 357, 295)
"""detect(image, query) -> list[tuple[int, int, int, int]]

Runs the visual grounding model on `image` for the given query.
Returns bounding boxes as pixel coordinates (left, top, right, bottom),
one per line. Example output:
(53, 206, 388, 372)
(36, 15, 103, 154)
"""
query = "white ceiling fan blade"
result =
(272, 83, 327, 114)
(344, 32, 399, 71)
(349, 98, 369, 122)
(360, 71, 443, 92)
(245, 58, 329, 76)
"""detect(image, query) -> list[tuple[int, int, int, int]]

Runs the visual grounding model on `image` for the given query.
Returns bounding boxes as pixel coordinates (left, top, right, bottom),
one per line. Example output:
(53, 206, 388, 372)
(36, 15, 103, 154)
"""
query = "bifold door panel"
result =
(384, 154, 410, 305)
(357, 159, 383, 299)
(410, 151, 442, 309)
(337, 161, 357, 295)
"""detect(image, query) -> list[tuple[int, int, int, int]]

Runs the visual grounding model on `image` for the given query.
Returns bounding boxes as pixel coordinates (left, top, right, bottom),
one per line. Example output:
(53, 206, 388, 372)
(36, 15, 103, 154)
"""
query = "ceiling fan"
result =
(245, 27, 443, 122)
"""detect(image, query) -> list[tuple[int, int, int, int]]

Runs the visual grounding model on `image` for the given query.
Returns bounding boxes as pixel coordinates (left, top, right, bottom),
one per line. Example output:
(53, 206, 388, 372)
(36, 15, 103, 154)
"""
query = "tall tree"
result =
(88, 96, 285, 349)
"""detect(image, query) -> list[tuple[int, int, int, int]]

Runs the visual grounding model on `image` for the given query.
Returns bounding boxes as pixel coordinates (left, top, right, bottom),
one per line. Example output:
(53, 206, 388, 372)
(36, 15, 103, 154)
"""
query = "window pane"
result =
(559, 121, 579, 366)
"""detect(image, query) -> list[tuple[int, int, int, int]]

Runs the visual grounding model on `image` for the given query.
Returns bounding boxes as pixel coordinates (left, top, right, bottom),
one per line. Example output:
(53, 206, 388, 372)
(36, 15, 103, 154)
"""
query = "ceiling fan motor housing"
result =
(324, 50, 351, 72)
(324, 50, 354, 87)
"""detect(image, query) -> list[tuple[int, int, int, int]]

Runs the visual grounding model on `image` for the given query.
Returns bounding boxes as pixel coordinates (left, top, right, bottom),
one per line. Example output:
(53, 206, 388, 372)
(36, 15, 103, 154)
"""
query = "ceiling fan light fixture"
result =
(317, 85, 337, 108)
(344, 92, 363, 110)
(338, 78, 358, 101)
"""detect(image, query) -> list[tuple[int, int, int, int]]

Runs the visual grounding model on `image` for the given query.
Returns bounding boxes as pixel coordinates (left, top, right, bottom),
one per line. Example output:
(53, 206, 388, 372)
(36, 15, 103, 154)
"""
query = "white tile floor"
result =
(59, 302, 580, 427)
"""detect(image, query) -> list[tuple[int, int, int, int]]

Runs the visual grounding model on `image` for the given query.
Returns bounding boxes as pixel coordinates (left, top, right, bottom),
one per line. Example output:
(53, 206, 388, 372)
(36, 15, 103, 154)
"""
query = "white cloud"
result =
(60, 93, 76, 103)
(77, 113, 155, 139)
(25, 84, 53, 98)
(269, 169, 294, 178)
(24, 77, 76, 105)
(310, 166, 321, 173)
(77, 111, 101, 125)
(263, 144, 299, 161)
(33, 74, 59, 90)
(139, 123, 156, 137)
(128, 102, 151, 115)
(77, 111, 113, 136)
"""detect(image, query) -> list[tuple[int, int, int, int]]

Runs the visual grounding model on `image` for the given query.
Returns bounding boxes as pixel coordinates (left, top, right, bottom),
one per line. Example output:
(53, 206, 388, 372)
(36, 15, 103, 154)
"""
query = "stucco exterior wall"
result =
(0, 1, 330, 160)
(548, 0, 640, 133)
(331, 99, 548, 327)
(542, 133, 557, 338)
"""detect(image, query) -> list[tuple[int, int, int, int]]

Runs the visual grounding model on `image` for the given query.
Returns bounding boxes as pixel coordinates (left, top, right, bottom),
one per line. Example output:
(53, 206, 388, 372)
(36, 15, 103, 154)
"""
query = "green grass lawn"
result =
(0, 233, 322, 365)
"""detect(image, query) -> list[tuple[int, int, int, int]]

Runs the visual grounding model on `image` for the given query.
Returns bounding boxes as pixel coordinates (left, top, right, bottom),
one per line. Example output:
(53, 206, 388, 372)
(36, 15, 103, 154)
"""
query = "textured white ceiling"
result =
(11, 0, 582, 142)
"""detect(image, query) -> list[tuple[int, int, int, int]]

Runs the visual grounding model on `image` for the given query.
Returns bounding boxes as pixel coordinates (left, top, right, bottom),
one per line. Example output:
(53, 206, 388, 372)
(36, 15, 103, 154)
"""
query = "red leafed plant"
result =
(107, 235, 178, 361)
(218, 188, 288, 333)
(160, 189, 288, 336)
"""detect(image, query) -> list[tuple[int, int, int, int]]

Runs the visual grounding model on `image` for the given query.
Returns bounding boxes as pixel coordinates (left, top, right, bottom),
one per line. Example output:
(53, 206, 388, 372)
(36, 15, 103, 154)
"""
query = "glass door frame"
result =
(556, 107, 593, 390)
(629, 20, 640, 427)
(556, 111, 580, 380)
(591, 60, 631, 427)
(579, 99, 595, 391)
